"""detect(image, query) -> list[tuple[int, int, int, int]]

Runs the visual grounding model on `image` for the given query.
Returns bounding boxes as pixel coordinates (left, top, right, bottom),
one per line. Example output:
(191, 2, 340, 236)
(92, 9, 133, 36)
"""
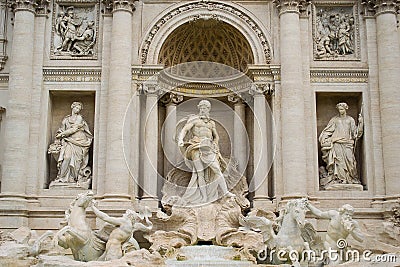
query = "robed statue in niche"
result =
(48, 101, 93, 189)
(319, 102, 363, 190)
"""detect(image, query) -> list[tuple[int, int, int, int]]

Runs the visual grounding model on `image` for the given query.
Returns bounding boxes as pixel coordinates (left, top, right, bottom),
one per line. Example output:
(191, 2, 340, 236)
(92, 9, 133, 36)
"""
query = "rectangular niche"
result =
(316, 92, 366, 191)
(50, 0, 99, 60)
(312, 2, 360, 61)
(46, 91, 95, 189)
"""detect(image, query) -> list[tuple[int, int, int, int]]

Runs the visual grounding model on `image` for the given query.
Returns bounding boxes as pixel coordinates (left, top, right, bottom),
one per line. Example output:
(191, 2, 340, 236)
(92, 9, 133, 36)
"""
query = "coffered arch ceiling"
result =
(158, 19, 254, 73)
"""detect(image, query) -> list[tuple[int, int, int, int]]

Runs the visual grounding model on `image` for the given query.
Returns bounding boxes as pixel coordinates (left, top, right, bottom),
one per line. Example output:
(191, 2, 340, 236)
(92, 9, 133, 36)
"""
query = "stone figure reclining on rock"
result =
(90, 202, 153, 261)
(54, 191, 153, 262)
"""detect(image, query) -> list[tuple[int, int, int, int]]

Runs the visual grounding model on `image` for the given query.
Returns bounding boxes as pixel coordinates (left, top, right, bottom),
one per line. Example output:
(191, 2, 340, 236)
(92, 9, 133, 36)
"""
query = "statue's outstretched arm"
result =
(91, 205, 121, 226)
(134, 222, 152, 232)
(307, 203, 332, 219)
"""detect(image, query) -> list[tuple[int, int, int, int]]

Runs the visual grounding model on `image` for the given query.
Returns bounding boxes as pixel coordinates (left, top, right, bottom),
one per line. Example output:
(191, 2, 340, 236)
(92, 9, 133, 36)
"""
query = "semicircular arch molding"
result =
(140, 0, 273, 66)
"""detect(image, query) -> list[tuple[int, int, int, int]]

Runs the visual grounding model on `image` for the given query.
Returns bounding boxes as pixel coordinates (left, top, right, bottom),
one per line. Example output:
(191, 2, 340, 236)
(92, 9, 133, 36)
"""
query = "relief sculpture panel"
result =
(51, 0, 99, 59)
(312, 3, 360, 61)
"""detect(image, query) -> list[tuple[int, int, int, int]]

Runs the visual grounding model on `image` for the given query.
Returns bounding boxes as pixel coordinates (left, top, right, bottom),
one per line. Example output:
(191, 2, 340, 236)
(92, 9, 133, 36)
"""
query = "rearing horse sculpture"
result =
(240, 198, 316, 266)
(54, 191, 106, 261)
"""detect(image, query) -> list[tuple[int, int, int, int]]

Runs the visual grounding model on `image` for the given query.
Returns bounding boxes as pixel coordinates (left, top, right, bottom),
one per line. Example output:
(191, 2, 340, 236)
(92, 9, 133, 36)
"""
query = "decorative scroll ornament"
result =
(249, 83, 274, 96)
(160, 92, 184, 105)
(35, 0, 50, 15)
(142, 82, 164, 97)
(227, 94, 244, 104)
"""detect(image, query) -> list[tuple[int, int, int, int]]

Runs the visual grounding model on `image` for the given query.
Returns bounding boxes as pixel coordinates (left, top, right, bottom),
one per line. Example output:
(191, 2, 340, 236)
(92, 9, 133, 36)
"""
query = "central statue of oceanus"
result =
(175, 100, 235, 205)
(161, 100, 245, 208)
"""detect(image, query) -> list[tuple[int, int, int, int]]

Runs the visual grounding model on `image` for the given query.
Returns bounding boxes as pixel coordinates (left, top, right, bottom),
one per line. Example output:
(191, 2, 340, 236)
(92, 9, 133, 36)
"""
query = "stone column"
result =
(162, 93, 183, 177)
(141, 84, 162, 208)
(372, 0, 400, 199)
(103, 0, 136, 204)
(275, 0, 308, 200)
(250, 84, 270, 207)
(1, 1, 36, 198)
(228, 95, 247, 176)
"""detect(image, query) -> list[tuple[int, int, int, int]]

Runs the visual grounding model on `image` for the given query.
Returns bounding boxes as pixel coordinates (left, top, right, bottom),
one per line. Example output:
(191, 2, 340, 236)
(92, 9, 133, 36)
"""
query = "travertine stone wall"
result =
(0, 0, 397, 231)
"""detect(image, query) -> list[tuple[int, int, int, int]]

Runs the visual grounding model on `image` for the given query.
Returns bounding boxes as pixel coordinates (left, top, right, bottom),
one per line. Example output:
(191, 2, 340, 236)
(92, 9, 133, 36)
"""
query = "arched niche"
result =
(140, 0, 273, 66)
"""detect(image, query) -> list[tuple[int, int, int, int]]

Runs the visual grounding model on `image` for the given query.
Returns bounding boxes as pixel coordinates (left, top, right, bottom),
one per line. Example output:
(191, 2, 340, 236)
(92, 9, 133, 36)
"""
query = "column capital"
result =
(227, 94, 245, 105)
(8, 0, 50, 14)
(362, 0, 399, 16)
(249, 83, 274, 96)
(273, 0, 310, 15)
(161, 92, 183, 105)
(102, 0, 137, 14)
(35, 0, 50, 16)
(8, 0, 36, 13)
(142, 83, 164, 96)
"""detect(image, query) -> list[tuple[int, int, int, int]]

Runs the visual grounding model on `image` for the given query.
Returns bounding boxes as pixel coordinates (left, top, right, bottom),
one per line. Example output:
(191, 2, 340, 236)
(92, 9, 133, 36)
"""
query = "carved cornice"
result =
(102, 0, 137, 14)
(362, 0, 399, 16)
(43, 68, 101, 82)
(247, 66, 278, 82)
(273, 0, 311, 15)
(8, 0, 50, 14)
(140, 1, 272, 65)
(0, 75, 9, 83)
(310, 68, 369, 83)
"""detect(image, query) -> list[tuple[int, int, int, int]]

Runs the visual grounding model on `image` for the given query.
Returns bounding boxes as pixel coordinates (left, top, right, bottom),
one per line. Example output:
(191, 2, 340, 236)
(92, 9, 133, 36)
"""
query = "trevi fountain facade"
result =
(0, 0, 399, 266)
